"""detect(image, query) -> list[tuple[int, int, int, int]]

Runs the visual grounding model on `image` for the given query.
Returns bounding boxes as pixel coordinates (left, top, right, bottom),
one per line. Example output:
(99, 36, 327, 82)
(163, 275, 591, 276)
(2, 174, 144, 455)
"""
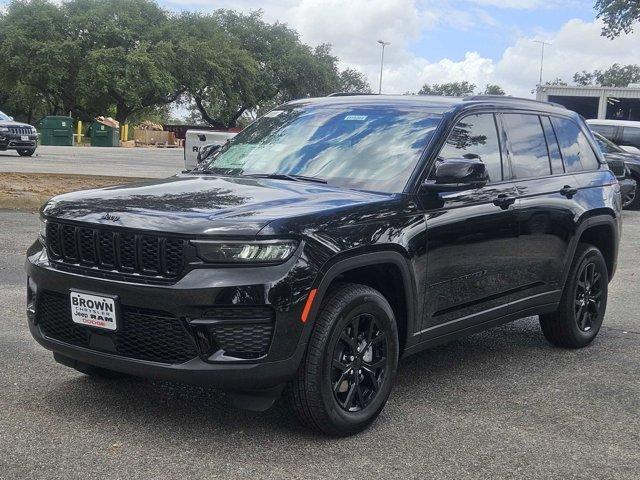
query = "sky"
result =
(152, 0, 640, 97)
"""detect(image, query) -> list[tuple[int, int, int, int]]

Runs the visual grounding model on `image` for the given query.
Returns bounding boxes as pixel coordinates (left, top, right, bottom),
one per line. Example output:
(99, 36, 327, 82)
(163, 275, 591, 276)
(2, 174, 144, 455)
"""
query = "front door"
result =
(421, 113, 521, 332)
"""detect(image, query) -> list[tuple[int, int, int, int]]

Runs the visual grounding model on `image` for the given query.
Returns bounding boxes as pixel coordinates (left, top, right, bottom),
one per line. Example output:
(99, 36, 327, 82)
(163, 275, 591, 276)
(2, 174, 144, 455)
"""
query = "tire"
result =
(540, 243, 608, 348)
(624, 177, 640, 210)
(289, 283, 399, 436)
(17, 148, 35, 157)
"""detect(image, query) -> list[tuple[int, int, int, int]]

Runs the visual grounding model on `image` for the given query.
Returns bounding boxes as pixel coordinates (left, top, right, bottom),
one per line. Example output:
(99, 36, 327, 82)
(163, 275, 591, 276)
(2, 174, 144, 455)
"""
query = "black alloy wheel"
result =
(622, 186, 636, 209)
(540, 243, 608, 348)
(574, 261, 604, 332)
(289, 283, 399, 436)
(331, 312, 388, 412)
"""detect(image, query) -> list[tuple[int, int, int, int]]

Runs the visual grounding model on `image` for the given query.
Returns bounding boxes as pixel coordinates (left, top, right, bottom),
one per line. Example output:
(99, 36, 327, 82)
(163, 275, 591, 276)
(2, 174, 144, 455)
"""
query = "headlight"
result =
(193, 240, 298, 263)
(0, 127, 8, 132)
(39, 217, 47, 240)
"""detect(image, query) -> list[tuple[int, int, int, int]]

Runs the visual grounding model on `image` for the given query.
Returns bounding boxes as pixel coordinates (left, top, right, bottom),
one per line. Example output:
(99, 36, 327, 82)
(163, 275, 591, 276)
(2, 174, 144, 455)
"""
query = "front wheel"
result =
(540, 243, 608, 348)
(17, 148, 35, 157)
(289, 283, 399, 436)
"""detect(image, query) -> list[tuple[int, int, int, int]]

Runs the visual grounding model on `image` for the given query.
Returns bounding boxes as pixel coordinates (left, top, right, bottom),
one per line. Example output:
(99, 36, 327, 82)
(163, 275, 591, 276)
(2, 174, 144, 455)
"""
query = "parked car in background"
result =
(593, 132, 640, 209)
(592, 131, 640, 209)
(0, 110, 38, 156)
(184, 129, 236, 170)
(27, 95, 620, 436)
(587, 119, 640, 154)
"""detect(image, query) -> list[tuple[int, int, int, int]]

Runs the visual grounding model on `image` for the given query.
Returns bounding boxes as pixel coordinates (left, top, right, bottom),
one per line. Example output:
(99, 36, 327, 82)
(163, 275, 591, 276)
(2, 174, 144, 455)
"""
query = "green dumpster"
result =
(90, 120, 120, 147)
(36, 116, 74, 146)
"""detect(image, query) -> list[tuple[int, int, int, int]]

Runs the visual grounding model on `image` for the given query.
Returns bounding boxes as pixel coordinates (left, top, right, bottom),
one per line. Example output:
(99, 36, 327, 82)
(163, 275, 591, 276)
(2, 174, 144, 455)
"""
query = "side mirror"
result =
(421, 158, 489, 193)
(9, 116, 14, 121)
(197, 143, 221, 163)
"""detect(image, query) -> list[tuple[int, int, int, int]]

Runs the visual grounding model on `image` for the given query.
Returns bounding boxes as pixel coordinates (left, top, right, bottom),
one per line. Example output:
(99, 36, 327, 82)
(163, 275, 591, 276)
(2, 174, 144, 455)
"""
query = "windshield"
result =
(199, 105, 443, 192)
(0, 111, 11, 121)
(594, 133, 623, 154)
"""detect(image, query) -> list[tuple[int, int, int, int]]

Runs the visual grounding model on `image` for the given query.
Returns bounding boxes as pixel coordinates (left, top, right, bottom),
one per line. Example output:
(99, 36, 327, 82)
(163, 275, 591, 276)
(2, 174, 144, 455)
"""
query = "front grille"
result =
(46, 221, 186, 280)
(8, 126, 33, 135)
(606, 158, 626, 178)
(37, 292, 198, 364)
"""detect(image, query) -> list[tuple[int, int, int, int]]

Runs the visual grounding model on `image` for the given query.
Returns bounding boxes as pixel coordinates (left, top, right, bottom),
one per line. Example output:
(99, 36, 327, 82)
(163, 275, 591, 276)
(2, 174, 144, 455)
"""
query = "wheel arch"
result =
(563, 213, 619, 284)
(304, 251, 418, 355)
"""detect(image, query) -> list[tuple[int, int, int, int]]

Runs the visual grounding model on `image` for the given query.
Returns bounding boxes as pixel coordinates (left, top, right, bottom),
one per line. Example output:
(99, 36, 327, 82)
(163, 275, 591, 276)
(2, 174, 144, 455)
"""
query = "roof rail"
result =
(463, 95, 566, 109)
(327, 92, 378, 97)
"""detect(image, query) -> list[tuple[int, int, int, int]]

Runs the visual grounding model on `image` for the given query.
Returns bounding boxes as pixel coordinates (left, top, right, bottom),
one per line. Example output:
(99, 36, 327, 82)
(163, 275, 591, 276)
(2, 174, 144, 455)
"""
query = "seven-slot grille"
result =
(8, 126, 33, 135)
(46, 221, 185, 279)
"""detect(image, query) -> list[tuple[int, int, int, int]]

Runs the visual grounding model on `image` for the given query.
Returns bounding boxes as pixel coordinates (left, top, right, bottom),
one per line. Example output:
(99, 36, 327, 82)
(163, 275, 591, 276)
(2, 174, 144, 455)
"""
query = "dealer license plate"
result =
(21, 135, 29, 141)
(70, 291, 118, 331)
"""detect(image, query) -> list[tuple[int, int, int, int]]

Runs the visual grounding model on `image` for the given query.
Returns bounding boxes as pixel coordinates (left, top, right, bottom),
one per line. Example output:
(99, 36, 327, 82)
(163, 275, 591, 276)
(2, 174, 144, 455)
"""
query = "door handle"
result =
(493, 194, 516, 210)
(560, 185, 578, 198)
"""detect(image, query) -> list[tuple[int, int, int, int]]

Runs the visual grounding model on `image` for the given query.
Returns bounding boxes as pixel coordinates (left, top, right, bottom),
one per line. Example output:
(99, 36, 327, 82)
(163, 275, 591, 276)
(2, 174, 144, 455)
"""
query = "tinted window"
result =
(503, 114, 551, 179)
(438, 114, 503, 183)
(594, 132, 624, 154)
(541, 117, 564, 174)
(621, 127, 640, 148)
(552, 117, 600, 172)
(201, 106, 443, 193)
(590, 124, 617, 139)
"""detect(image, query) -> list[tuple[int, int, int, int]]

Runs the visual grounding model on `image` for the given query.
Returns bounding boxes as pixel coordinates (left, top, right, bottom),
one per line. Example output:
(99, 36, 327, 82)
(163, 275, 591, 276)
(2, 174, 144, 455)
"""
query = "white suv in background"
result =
(587, 119, 640, 154)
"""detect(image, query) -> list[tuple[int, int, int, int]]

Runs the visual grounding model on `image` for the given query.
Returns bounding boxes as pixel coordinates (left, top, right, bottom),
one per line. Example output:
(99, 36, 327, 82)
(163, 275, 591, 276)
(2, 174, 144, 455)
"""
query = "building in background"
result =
(536, 85, 640, 121)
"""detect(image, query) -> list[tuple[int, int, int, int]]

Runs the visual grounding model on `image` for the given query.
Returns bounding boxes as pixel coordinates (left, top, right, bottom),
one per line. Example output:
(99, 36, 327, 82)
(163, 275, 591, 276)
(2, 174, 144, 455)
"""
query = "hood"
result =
(43, 175, 391, 236)
(0, 119, 34, 128)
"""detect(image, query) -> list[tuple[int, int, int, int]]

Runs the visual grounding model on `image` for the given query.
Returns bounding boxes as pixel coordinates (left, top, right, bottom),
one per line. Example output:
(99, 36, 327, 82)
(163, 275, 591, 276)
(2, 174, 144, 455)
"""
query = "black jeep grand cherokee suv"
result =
(0, 110, 38, 156)
(26, 95, 621, 436)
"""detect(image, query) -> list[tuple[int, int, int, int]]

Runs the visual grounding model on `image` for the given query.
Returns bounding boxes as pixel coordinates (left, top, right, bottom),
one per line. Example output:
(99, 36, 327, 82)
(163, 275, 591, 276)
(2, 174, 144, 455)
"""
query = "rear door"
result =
(504, 113, 580, 304)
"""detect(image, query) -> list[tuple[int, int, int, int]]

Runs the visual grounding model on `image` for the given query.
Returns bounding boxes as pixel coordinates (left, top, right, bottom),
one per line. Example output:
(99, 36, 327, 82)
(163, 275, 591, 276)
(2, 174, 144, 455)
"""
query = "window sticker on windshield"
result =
(264, 110, 284, 118)
(344, 115, 368, 121)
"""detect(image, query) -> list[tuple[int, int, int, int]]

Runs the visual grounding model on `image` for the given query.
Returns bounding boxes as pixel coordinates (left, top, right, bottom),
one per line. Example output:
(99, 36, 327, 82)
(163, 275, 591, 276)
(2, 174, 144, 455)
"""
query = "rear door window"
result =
(502, 114, 551, 179)
(437, 113, 503, 183)
(621, 127, 640, 149)
(541, 117, 564, 174)
(551, 117, 600, 172)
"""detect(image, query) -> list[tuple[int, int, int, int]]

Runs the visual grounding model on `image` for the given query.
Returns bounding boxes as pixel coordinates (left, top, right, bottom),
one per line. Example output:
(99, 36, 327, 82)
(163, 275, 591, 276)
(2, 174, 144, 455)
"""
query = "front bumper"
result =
(0, 132, 37, 150)
(25, 242, 317, 390)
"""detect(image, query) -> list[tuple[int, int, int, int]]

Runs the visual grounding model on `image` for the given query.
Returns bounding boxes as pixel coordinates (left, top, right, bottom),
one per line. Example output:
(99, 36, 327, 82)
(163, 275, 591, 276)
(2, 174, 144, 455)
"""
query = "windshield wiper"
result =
(244, 173, 327, 184)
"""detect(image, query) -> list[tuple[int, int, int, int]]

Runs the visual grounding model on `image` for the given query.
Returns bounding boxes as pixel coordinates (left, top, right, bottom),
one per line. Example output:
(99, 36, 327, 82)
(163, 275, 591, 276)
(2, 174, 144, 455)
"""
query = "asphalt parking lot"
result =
(0, 146, 183, 178)
(1, 210, 639, 479)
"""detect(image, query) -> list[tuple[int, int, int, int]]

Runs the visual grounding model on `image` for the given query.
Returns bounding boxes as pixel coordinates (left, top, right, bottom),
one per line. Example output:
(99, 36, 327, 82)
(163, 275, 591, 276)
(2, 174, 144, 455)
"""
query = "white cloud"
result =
(163, 0, 640, 102)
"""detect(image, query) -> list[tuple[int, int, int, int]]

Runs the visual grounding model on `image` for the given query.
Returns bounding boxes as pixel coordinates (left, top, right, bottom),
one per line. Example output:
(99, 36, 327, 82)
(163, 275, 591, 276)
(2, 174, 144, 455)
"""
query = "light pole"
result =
(377, 40, 391, 94)
(533, 40, 552, 86)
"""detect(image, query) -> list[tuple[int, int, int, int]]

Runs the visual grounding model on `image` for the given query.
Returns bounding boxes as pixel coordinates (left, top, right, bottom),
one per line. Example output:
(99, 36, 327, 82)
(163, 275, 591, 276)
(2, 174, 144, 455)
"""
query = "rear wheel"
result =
(540, 243, 608, 348)
(17, 148, 35, 157)
(289, 283, 399, 436)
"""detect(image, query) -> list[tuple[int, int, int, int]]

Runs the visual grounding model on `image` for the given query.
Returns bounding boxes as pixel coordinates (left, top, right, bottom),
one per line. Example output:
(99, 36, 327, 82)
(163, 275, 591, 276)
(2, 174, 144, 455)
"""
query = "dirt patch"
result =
(0, 173, 149, 212)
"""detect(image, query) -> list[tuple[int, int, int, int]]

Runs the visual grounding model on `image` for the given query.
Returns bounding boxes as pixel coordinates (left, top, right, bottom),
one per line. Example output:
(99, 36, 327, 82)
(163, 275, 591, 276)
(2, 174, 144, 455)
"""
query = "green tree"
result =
(338, 68, 372, 93)
(418, 81, 476, 96)
(595, 0, 640, 38)
(573, 64, 640, 87)
(545, 78, 568, 86)
(483, 84, 505, 95)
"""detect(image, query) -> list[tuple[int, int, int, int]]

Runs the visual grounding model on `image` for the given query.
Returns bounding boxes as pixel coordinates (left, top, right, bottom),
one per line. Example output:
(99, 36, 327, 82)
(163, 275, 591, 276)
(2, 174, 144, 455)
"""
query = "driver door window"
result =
(438, 114, 504, 183)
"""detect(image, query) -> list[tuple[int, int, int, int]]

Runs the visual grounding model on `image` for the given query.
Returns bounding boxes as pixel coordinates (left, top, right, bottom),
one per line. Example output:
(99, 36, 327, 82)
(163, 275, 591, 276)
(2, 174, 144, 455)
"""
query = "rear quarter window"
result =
(551, 117, 600, 172)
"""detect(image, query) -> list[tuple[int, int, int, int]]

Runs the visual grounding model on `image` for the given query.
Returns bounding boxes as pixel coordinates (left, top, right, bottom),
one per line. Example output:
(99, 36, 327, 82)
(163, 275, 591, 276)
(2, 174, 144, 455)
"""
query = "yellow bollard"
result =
(76, 120, 83, 145)
(124, 123, 129, 141)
